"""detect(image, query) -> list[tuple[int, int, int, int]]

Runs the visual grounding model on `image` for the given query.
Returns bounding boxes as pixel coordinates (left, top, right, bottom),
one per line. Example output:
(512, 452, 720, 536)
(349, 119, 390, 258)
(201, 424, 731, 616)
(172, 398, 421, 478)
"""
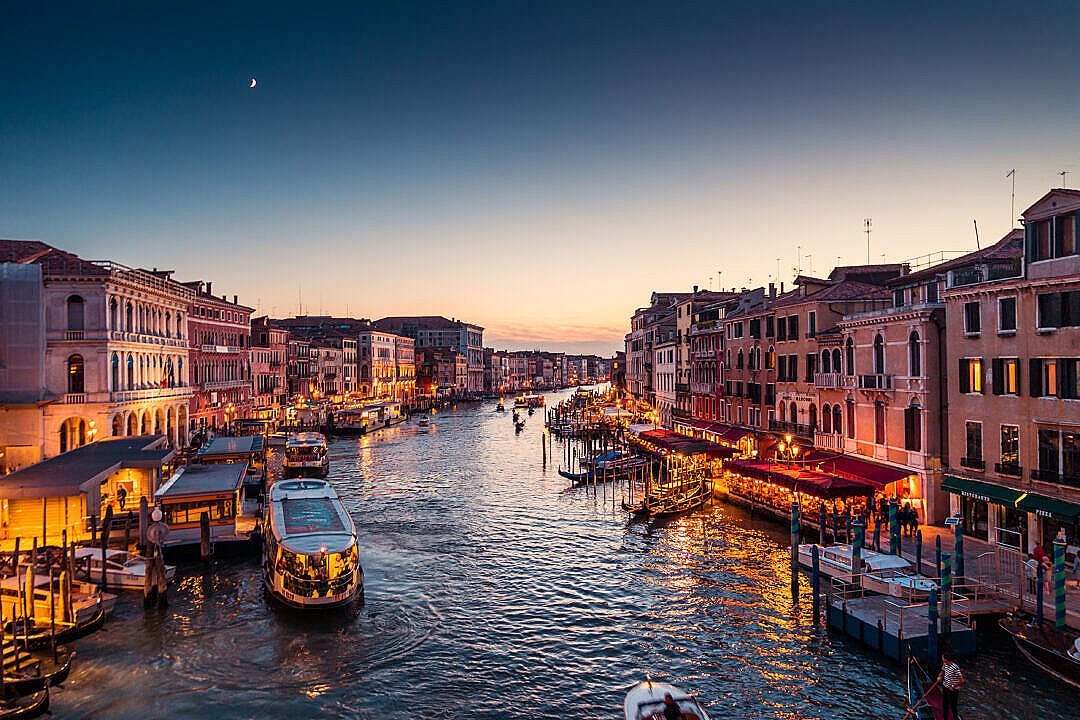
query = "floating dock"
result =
(826, 590, 976, 661)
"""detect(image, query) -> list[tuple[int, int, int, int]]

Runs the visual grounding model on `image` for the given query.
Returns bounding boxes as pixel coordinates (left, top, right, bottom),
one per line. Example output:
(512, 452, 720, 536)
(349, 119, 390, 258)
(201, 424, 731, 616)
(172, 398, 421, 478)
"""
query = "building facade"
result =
(251, 317, 288, 418)
(184, 281, 252, 433)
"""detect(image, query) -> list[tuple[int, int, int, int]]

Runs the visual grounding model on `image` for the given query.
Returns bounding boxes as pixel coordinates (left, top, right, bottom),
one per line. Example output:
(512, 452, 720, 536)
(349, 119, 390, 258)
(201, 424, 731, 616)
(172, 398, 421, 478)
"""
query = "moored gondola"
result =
(0, 689, 48, 719)
(999, 612, 1080, 689)
(2, 646, 74, 696)
(3, 605, 106, 650)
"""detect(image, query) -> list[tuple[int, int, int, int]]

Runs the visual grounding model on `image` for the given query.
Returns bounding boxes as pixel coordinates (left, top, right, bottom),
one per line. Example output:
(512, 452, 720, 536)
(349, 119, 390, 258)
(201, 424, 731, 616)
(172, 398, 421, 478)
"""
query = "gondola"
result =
(624, 680, 711, 720)
(514, 420, 526, 433)
(999, 612, 1080, 689)
(0, 689, 48, 719)
(906, 655, 943, 719)
(2, 647, 73, 695)
(3, 606, 106, 650)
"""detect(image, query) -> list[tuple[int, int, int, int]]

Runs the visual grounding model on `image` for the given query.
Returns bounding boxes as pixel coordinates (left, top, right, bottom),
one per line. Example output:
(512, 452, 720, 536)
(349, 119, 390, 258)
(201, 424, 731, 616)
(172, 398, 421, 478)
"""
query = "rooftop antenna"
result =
(796, 245, 802, 275)
(1060, 170, 1070, 187)
(298, 283, 303, 316)
(805, 254, 813, 275)
(973, 219, 980, 250)
(776, 258, 781, 283)
(1006, 169, 1016, 226)
(864, 218, 872, 264)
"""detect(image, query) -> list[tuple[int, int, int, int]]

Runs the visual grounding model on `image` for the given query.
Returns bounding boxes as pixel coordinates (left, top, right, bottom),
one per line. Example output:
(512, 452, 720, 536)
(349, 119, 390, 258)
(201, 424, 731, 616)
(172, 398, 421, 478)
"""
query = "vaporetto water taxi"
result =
(513, 394, 545, 408)
(282, 432, 329, 478)
(263, 479, 363, 609)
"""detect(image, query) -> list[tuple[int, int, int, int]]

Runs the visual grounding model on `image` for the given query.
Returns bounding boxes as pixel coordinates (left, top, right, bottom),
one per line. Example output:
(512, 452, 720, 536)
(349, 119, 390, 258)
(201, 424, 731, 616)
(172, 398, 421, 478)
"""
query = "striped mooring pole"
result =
(790, 501, 800, 600)
(927, 588, 939, 666)
(935, 534, 942, 578)
(1036, 560, 1044, 627)
(853, 521, 865, 577)
(888, 498, 898, 555)
(811, 543, 820, 626)
(915, 529, 923, 576)
(953, 521, 965, 586)
(1055, 537, 1067, 631)
(941, 551, 952, 640)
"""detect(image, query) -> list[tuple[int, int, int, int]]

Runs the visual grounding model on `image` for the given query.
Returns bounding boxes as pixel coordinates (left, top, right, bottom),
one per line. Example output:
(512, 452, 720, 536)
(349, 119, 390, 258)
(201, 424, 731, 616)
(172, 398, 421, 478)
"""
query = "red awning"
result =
(723, 459, 876, 500)
(804, 451, 914, 490)
(638, 429, 736, 459)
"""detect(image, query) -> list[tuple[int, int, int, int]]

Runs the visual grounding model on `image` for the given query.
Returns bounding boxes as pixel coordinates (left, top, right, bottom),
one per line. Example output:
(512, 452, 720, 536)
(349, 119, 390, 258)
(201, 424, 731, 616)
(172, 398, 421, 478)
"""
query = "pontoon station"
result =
(332, 401, 403, 435)
(263, 479, 363, 609)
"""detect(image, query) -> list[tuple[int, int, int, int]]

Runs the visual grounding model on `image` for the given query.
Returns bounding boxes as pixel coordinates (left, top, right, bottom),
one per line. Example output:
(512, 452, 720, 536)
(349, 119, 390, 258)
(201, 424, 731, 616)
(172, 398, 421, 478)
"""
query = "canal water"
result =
(54, 389, 1077, 718)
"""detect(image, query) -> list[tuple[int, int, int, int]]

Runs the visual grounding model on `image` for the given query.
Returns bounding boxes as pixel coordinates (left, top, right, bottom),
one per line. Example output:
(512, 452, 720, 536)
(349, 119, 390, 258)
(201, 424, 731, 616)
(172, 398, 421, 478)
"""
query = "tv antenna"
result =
(1061, 170, 1070, 187)
(973, 219, 980, 250)
(864, 218, 872, 264)
(1006, 169, 1016, 226)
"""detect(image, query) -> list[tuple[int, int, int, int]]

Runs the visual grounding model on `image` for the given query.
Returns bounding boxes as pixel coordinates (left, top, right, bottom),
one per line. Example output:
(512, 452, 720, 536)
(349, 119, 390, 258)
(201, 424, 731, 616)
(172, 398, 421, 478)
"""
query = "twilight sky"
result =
(4, 1, 1079, 354)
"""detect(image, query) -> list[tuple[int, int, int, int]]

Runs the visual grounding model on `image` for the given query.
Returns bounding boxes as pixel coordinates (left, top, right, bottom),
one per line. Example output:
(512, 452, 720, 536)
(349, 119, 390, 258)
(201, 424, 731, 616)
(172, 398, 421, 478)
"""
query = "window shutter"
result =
(1014, 359, 1022, 396)
(992, 358, 1004, 395)
(1030, 358, 1043, 397)
(904, 408, 913, 449)
(1025, 223, 1034, 262)
(959, 359, 970, 394)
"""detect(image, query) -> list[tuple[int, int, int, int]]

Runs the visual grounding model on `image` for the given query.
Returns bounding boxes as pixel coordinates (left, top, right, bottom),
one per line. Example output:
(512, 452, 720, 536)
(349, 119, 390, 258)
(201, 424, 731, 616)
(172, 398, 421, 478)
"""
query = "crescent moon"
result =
(250, 78, 257, 88)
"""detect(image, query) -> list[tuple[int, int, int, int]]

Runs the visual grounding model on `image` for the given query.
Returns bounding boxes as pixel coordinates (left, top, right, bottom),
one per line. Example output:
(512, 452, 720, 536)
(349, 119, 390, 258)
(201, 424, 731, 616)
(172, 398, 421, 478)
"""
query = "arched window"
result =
(845, 338, 855, 376)
(832, 348, 841, 375)
(111, 353, 119, 391)
(789, 402, 798, 423)
(127, 355, 134, 388)
(67, 354, 84, 394)
(178, 358, 183, 385)
(908, 331, 921, 376)
(873, 335, 885, 374)
(164, 312, 171, 338)
(78, 419, 86, 446)
(59, 427, 67, 454)
(109, 298, 118, 329)
(67, 295, 84, 331)
(778, 401, 785, 422)
(833, 405, 842, 436)
(821, 349, 831, 374)
(737, 349, 744, 369)
(809, 403, 817, 430)
(125, 302, 133, 331)
(822, 403, 832, 433)
(112, 415, 122, 436)
(846, 399, 855, 439)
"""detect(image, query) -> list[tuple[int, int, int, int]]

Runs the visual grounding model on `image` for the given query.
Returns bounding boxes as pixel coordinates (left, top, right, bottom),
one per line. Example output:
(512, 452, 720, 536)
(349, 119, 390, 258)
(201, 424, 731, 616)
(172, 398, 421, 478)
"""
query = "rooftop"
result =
(0, 436, 173, 499)
(888, 230, 1024, 286)
(197, 435, 264, 458)
(156, 462, 247, 499)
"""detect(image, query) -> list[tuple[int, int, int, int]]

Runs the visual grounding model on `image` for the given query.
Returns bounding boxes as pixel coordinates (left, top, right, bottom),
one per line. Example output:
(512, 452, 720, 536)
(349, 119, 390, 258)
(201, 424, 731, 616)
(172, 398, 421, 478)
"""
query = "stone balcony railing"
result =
(814, 373, 858, 389)
(59, 386, 194, 404)
(690, 382, 717, 394)
(858, 374, 893, 390)
(203, 379, 249, 391)
(107, 330, 187, 348)
(200, 344, 245, 354)
(814, 431, 844, 450)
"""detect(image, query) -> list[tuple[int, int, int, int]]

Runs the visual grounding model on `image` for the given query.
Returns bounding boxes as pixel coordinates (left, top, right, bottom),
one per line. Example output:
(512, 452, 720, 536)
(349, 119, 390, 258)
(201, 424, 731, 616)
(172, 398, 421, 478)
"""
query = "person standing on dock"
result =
(936, 652, 964, 720)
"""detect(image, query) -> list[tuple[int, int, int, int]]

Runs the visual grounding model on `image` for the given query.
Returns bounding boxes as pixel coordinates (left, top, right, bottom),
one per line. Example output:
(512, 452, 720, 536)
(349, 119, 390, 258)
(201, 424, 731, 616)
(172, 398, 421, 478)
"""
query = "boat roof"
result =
(268, 479, 355, 553)
(286, 432, 326, 448)
(197, 435, 264, 458)
(156, 462, 247, 499)
(863, 554, 913, 570)
(624, 682, 701, 720)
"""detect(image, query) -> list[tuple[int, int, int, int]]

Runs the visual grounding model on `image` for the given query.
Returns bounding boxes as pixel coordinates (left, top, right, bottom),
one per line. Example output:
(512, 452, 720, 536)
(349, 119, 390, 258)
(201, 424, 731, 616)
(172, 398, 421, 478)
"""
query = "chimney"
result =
(233, 295, 238, 304)
(693, 285, 698, 293)
(780, 282, 785, 293)
(768, 282, 775, 298)
(206, 282, 213, 295)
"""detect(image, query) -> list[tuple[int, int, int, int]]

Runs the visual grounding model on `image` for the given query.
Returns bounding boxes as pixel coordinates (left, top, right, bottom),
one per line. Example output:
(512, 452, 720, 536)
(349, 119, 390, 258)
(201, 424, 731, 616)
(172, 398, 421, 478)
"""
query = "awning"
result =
(941, 475, 1023, 506)
(724, 459, 876, 500)
(672, 419, 748, 446)
(805, 451, 914, 490)
(636, 429, 736, 459)
(1016, 492, 1080, 523)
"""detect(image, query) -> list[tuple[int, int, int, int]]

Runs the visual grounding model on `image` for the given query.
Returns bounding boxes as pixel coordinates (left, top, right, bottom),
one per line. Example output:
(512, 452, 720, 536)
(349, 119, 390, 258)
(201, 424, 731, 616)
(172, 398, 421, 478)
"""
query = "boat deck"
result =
(828, 594, 976, 661)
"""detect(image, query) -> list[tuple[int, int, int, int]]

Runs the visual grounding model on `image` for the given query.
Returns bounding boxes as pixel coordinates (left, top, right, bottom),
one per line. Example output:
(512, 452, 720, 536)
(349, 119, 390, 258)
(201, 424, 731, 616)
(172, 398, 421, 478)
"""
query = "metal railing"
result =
(858, 374, 893, 390)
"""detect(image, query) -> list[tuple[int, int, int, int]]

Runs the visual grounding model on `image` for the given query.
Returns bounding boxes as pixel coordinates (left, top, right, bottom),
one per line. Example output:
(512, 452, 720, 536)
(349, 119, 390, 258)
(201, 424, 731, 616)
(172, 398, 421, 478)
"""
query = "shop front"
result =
(1017, 492, 1080, 548)
(942, 474, 1024, 545)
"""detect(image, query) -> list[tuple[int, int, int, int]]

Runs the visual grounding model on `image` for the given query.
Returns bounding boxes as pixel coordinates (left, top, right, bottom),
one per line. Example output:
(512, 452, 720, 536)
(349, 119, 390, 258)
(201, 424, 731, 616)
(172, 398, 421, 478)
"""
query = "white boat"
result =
(624, 680, 711, 720)
(417, 417, 430, 427)
(282, 432, 329, 478)
(514, 394, 545, 408)
(263, 479, 363, 609)
(73, 547, 177, 590)
(797, 543, 936, 599)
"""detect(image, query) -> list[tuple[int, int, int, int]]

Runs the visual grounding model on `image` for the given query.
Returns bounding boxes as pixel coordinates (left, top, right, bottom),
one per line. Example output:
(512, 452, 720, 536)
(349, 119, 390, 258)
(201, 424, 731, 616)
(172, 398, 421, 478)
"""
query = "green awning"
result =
(942, 474, 1024, 506)
(1016, 492, 1080, 523)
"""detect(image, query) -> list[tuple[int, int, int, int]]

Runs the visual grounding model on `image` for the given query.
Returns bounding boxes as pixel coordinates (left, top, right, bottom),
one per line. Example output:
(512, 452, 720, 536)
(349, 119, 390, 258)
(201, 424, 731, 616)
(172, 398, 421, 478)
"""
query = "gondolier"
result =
(936, 652, 964, 720)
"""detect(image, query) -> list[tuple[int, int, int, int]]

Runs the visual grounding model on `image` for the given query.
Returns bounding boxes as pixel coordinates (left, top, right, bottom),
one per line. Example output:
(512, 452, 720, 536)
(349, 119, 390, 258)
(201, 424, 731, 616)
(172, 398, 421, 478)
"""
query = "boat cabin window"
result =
(285, 444, 326, 460)
(271, 543, 359, 598)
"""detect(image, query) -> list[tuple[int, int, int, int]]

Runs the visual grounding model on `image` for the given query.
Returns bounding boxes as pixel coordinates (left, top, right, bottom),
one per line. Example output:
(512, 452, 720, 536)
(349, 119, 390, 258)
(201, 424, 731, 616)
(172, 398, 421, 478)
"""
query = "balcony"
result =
(769, 419, 813, 438)
(858, 374, 893, 390)
(814, 372, 858, 389)
(960, 456, 985, 471)
(672, 407, 692, 420)
(203, 379, 249, 391)
(994, 462, 1022, 477)
(63, 393, 86, 404)
(111, 386, 193, 403)
(675, 382, 691, 393)
(1031, 468, 1080, 488)
(690, 382, 716, 394)
(107, 330, 187, 348)
(200, 344, 245, 354)
(814, 431, 844, 450)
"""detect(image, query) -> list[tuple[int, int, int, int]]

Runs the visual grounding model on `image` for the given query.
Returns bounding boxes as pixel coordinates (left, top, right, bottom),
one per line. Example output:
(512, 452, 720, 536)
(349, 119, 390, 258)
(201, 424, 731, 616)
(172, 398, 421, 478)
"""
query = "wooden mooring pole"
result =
(200, 511, 212, 562)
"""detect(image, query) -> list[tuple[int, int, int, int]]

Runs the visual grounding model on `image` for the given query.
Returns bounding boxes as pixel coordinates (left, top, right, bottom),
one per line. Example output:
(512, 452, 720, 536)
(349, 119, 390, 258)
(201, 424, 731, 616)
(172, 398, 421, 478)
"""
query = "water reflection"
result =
(42, 390, 1079, 718)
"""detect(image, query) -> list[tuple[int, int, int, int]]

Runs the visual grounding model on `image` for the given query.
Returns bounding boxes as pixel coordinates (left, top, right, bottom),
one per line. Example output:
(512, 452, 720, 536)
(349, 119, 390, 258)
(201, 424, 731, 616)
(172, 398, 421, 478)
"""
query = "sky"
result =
(3, 1, 1079, 355)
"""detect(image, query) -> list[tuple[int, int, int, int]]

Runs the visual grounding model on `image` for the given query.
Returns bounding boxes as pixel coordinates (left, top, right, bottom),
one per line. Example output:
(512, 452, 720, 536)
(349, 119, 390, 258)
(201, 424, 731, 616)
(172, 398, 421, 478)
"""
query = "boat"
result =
(263, 479, 363, 609)
(624, 680, 711, 720)
(906, 655, 944, 719)
(514, 420, 526, 433)
(513, 394, 545, 409)
(999, 612, 1080, 689)
(73, 547, 176, 590)
(0, 689, 48, 719)
(623, 482, 707, 518)
(0, 572, 114, 629)
(495, 401, 505, 412)
(282, 432, 330, 479)
(417, 417, 430, 427)
(796, 543, 936, 598)
(3, 604, 107, 650)
(267, 432, 288, 447)
(332, 402, 404, 435)
(1, 645, 74, 695)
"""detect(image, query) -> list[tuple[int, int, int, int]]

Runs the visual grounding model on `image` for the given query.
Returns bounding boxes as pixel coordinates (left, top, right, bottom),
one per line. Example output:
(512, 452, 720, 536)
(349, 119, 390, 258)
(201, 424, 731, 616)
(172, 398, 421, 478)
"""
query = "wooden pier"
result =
(826, 591, 976, 661)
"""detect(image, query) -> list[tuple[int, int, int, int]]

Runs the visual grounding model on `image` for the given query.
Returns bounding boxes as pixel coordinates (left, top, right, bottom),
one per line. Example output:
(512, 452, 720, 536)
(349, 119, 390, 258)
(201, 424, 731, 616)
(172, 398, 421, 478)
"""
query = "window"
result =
(1038, 428, 1060, 478)
(66, 295, 84, 331)
(833, 405, 842, 437)
(845, 338, 855, 376)
(805, 353, 816, 382)
(958, 358, 983, 393)
(777, 355, 787, 381)
(749, 318, 761, 338)
(736, 349, 744, 370)
(111, 353, 119, 390)
(1000, 425, 1019, 467)
(894, 289, 906, 308)
(788, 315, 799, 340)
(991, 358, 1019, 395)
(789, 355, 798, 382)
(964, 302, 981, 334)
(789, 402, 798, 423)
(820, 349, 831, 374)
(1037, 291, 1080, 329)
(67, 354, 84, 394)
(766, 346, 775, 369)
(777, 319, 787, 341)
(846, 400, 855, 439)
(904, 405, 921, 451)
(908, 332, 921, 376)
(873, 335, 885, 374)
(965, 421, 983, 464)
(809, 403, 817, 430)
(766, 316, 774, 338)
(807, 311, 816, 337)
(874, 402, 885, 444)
(999, 297, 1017, 332)
(1028, 213, 1080, 261)
(832, 348, 841, 375)
(926, 282, 939, 303)
(822, 403, 832, 433)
